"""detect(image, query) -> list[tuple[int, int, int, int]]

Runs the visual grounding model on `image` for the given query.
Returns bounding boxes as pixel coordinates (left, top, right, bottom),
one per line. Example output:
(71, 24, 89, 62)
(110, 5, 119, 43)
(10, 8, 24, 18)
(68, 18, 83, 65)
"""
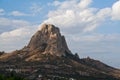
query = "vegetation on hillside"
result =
(0, 74, 26, 80)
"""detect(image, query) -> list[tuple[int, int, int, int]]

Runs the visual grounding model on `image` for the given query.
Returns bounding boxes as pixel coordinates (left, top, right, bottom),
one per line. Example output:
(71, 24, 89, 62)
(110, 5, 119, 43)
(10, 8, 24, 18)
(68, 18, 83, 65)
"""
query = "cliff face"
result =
(27, 24, 71, 56)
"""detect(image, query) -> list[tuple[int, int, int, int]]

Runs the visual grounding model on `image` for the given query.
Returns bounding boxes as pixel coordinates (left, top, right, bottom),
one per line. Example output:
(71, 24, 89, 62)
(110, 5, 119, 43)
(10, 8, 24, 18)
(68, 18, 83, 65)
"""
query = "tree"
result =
(75, 53, 79, 58)
(0, 51, 5, 55)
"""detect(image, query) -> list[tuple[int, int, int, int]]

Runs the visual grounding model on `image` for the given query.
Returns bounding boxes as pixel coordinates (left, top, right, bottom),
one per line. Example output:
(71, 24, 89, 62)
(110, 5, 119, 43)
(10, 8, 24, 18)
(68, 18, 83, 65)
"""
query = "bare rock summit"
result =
(27, 24, 71, 56)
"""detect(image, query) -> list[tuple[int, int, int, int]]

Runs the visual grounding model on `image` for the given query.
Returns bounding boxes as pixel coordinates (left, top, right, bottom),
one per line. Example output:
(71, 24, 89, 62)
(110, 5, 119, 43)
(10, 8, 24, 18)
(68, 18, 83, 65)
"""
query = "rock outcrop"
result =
(27, 24, 71, 56)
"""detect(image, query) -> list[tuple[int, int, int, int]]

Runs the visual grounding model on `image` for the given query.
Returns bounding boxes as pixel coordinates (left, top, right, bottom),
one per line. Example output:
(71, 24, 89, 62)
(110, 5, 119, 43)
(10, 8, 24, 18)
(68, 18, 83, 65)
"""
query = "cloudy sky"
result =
(0, 0, 120, 68)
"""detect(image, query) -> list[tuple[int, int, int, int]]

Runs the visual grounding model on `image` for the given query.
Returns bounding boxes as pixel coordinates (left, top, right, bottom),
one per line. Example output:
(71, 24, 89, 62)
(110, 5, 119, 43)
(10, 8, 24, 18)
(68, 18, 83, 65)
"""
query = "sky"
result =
(0, 0, 120, 68)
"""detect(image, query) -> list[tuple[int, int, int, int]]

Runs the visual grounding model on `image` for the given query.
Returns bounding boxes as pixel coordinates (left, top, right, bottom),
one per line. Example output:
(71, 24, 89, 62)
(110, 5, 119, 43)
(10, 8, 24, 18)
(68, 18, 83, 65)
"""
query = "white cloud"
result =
(111, 0, 120, 20)
(10, 11, 29, 16)
(83, 8, 111, 32)
(78, 0, 92, 9)
(96, 8, 111, 20)
(30, 3, 42, 16)
(0, 9, 4, 12)
(65, 33, 120, 58)
(0, 26, 38, 52)
(0, 17, 33, 34)
(0, 8, 5, 15)
(42, 0, 120, 34)
(0, 28, 31, 38)
(0, 14, 39, 52)
(0, 17, 30, 28)
(43, 0, 112, 33)
(68, 33, 120, 42)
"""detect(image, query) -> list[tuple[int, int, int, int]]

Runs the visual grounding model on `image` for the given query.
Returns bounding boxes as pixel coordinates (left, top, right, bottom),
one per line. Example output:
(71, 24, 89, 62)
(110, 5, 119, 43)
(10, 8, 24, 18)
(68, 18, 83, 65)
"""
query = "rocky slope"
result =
(0, 24, 120, 80)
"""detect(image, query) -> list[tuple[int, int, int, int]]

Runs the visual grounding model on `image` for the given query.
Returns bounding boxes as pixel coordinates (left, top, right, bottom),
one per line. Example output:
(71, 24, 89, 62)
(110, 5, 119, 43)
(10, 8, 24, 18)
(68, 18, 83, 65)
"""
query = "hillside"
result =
(0, 24, 120, 80)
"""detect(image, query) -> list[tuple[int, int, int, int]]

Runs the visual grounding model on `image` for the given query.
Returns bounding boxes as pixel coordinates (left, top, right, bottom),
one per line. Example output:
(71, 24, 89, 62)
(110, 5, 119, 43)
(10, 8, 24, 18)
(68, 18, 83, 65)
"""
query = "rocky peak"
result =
(27, 24, 71, 56)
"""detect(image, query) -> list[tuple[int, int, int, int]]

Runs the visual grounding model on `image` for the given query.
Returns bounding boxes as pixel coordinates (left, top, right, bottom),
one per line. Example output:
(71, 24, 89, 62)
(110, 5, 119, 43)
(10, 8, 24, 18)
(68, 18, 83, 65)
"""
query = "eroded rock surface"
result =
(27, 24, 71, 56)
